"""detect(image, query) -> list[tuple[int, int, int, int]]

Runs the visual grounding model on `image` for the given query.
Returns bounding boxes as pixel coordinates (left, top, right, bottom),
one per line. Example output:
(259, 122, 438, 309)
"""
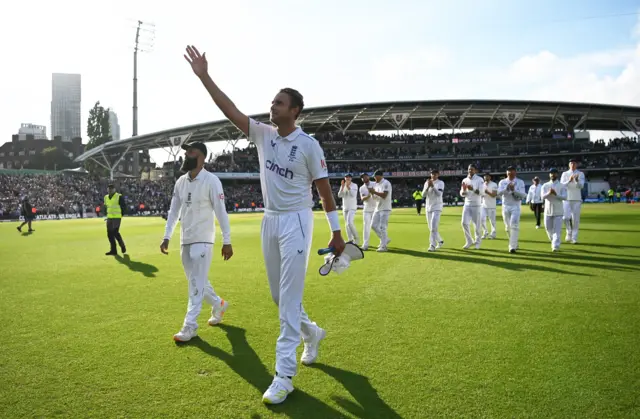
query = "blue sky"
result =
(0, 0, 639, 164)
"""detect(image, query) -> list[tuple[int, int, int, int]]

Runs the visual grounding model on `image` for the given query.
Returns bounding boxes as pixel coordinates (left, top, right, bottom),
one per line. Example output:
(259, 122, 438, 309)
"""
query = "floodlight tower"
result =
(132, 20, 155, 175)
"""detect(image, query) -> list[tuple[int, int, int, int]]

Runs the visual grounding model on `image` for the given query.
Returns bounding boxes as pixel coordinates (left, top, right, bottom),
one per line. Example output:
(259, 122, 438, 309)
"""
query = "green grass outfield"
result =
(1, 205, 639, 418)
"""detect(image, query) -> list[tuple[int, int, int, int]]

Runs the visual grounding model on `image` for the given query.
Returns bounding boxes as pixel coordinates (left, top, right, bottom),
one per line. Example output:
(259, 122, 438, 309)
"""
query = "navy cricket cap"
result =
(345, 173, 352, 178)
(182, 141, 208, 157)
(506, 166, 516, 171)
(569, 158, 578, 163)
(549, 168, 559, 173)
(373, 169, 384, 176)
(360, 173, 370, 178)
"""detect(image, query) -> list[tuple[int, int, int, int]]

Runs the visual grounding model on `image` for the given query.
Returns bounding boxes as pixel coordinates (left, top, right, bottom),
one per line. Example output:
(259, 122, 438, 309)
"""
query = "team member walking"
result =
(497, 166, 527, 253)
(338, 174, 358, 244)
(184, 44, 345, 405)
(541, 168, 567, 252)
(369, 169, 393, 252)
(359, 173, 376, 250)
(161, 142, 233, 342)
(460, 164, 485, 249)
(422, 169, 445, 252)
(561, 159, 585, 243)
(481, 173, 498, 239)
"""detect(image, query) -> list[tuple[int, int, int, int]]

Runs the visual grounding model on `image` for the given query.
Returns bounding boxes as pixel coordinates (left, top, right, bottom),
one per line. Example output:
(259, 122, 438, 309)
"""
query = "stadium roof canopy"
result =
(75, 99, 640, 166)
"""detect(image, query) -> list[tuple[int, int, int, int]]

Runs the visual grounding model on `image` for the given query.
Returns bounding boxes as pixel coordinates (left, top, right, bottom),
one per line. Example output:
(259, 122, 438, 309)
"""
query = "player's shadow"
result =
(518, 239, 640, 250)
(114, 254, 159, 278)
(181, 324, 350, 418)
(386, 248, 591, 276)
(21, 231, 33, 236)
(309, 363, 402, 419)
(478, 249, 637, 273)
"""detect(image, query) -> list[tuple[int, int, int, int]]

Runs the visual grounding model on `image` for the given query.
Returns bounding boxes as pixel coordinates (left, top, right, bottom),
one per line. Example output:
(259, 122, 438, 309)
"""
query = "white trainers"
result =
(463, 242, 473, 250)
(173, 325, 198, 342)
(427, 246, 436, 252)
(208, 299, 229, 326)
(262, 376, 294, 405)
(301, 327, 326, 365)
(437, 240, 444, 249)
(376, 246, 387, 252)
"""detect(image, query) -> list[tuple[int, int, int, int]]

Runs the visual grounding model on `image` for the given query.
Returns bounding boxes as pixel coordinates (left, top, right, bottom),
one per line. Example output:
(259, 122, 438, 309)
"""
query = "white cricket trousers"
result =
(181, 243, 222, 330)
(371, 210, 391, 246)
(426, 210, 442, 248)
(545, 215, 563, 250)
(563, 200, 582, 241)
(461, 205, 482, 245)
(502, 204, 522, 250)
(362, 211, 374, 247)
(481, 207, 497, 238)
(343, 209, 358, 243)
(261, 208, 319, 378)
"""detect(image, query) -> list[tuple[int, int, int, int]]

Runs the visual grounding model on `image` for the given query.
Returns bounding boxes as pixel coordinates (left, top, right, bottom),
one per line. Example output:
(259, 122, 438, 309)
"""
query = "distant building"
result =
(17, 123, 48, 140)
(0, 135, 84, 170)
(51, 73, 81, 142)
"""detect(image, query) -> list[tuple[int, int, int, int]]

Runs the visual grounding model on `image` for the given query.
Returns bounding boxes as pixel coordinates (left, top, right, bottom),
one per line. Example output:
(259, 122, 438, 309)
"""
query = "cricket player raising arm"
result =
(161, 141, 234, 342)
(359, 173, 376, 250)
(560, 158, 585, 244)
(497, 166, 527, 253)
(184, 45, 345, 405)
(422, 169, 445, 252)
(337, 174, 359, 245)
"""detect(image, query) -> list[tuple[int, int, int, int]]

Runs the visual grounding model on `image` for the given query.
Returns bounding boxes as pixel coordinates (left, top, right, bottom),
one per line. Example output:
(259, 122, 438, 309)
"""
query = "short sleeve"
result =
(248, 118, 275, 146)
(383, 180, 391, 192)
(305, 140, 329, 181)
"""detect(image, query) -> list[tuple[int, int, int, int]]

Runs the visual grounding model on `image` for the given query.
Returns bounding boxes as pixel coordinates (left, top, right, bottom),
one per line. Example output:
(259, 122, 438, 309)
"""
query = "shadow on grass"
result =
(309, 363, 402, 419)
(114, 254, 159, 278)
(518, 239, 640, 250)
(179, 324, 357, 418)
(385, 248, 592, 277)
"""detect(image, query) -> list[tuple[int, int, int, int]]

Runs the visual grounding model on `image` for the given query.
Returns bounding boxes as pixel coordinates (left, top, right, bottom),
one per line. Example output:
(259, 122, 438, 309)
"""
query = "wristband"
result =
(326, 210, 341, 232)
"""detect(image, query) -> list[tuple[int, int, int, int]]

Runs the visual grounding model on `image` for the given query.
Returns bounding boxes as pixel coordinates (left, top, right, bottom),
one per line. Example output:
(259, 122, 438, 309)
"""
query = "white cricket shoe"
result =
(301, 328, 326, 365)
(463, 242, 473, 250)
(262, 376, 294, 405)
(376, 246, 387, 252)
(571, 240, 577, 244)
(437, 240, 444, 249)
(427, 246, 436, 252)
(565, 235, 571, 242)
(208, 299, 229, 326)
(361, 245, 369, 251)
(173, 325, 198, 342)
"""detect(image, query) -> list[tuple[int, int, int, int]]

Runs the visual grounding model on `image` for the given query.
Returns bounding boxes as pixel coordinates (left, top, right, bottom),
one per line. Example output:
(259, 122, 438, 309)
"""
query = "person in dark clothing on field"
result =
(104, 184, 127, 256)
(17, 197, 35, 233)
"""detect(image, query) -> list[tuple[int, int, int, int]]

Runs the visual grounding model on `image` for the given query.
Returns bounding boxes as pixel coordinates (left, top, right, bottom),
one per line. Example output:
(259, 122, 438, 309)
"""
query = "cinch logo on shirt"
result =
(266, 160, 294, 179)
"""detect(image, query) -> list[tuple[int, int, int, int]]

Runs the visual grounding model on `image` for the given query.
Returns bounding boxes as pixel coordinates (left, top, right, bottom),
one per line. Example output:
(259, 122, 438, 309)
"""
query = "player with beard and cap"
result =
(338, 174, 359, 245)
(541, 168, 567, 252)
(460, 164, 485, 249)
(161, 141, 234, 342)
(481, 173, 498, 240)
(560, 158, 585, 244)
(422, 169, 445, 251)
(184, 44, 345, 404)
(497, 166, 527, 253)
(359, 173, 376, 250)
(368, 169, 393, 252)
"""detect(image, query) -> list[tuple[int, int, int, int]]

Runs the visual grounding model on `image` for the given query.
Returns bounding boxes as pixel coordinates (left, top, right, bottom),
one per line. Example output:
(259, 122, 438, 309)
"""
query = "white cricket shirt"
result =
(338, 182, 358, 211)
(526, 183, 543, 204)
(498, 177, 527, 207)
(422, 179, 444, 212)
(482, 181, 498, 209)
(560, 169, 585, 201)
(359, 182, 376, 213)
(460, 174, 485, 206)
(373, 178, 393, 211)
(163, 169, 231, 246)
(541, 180, 567, 217)
(248, 118, 328, 212)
